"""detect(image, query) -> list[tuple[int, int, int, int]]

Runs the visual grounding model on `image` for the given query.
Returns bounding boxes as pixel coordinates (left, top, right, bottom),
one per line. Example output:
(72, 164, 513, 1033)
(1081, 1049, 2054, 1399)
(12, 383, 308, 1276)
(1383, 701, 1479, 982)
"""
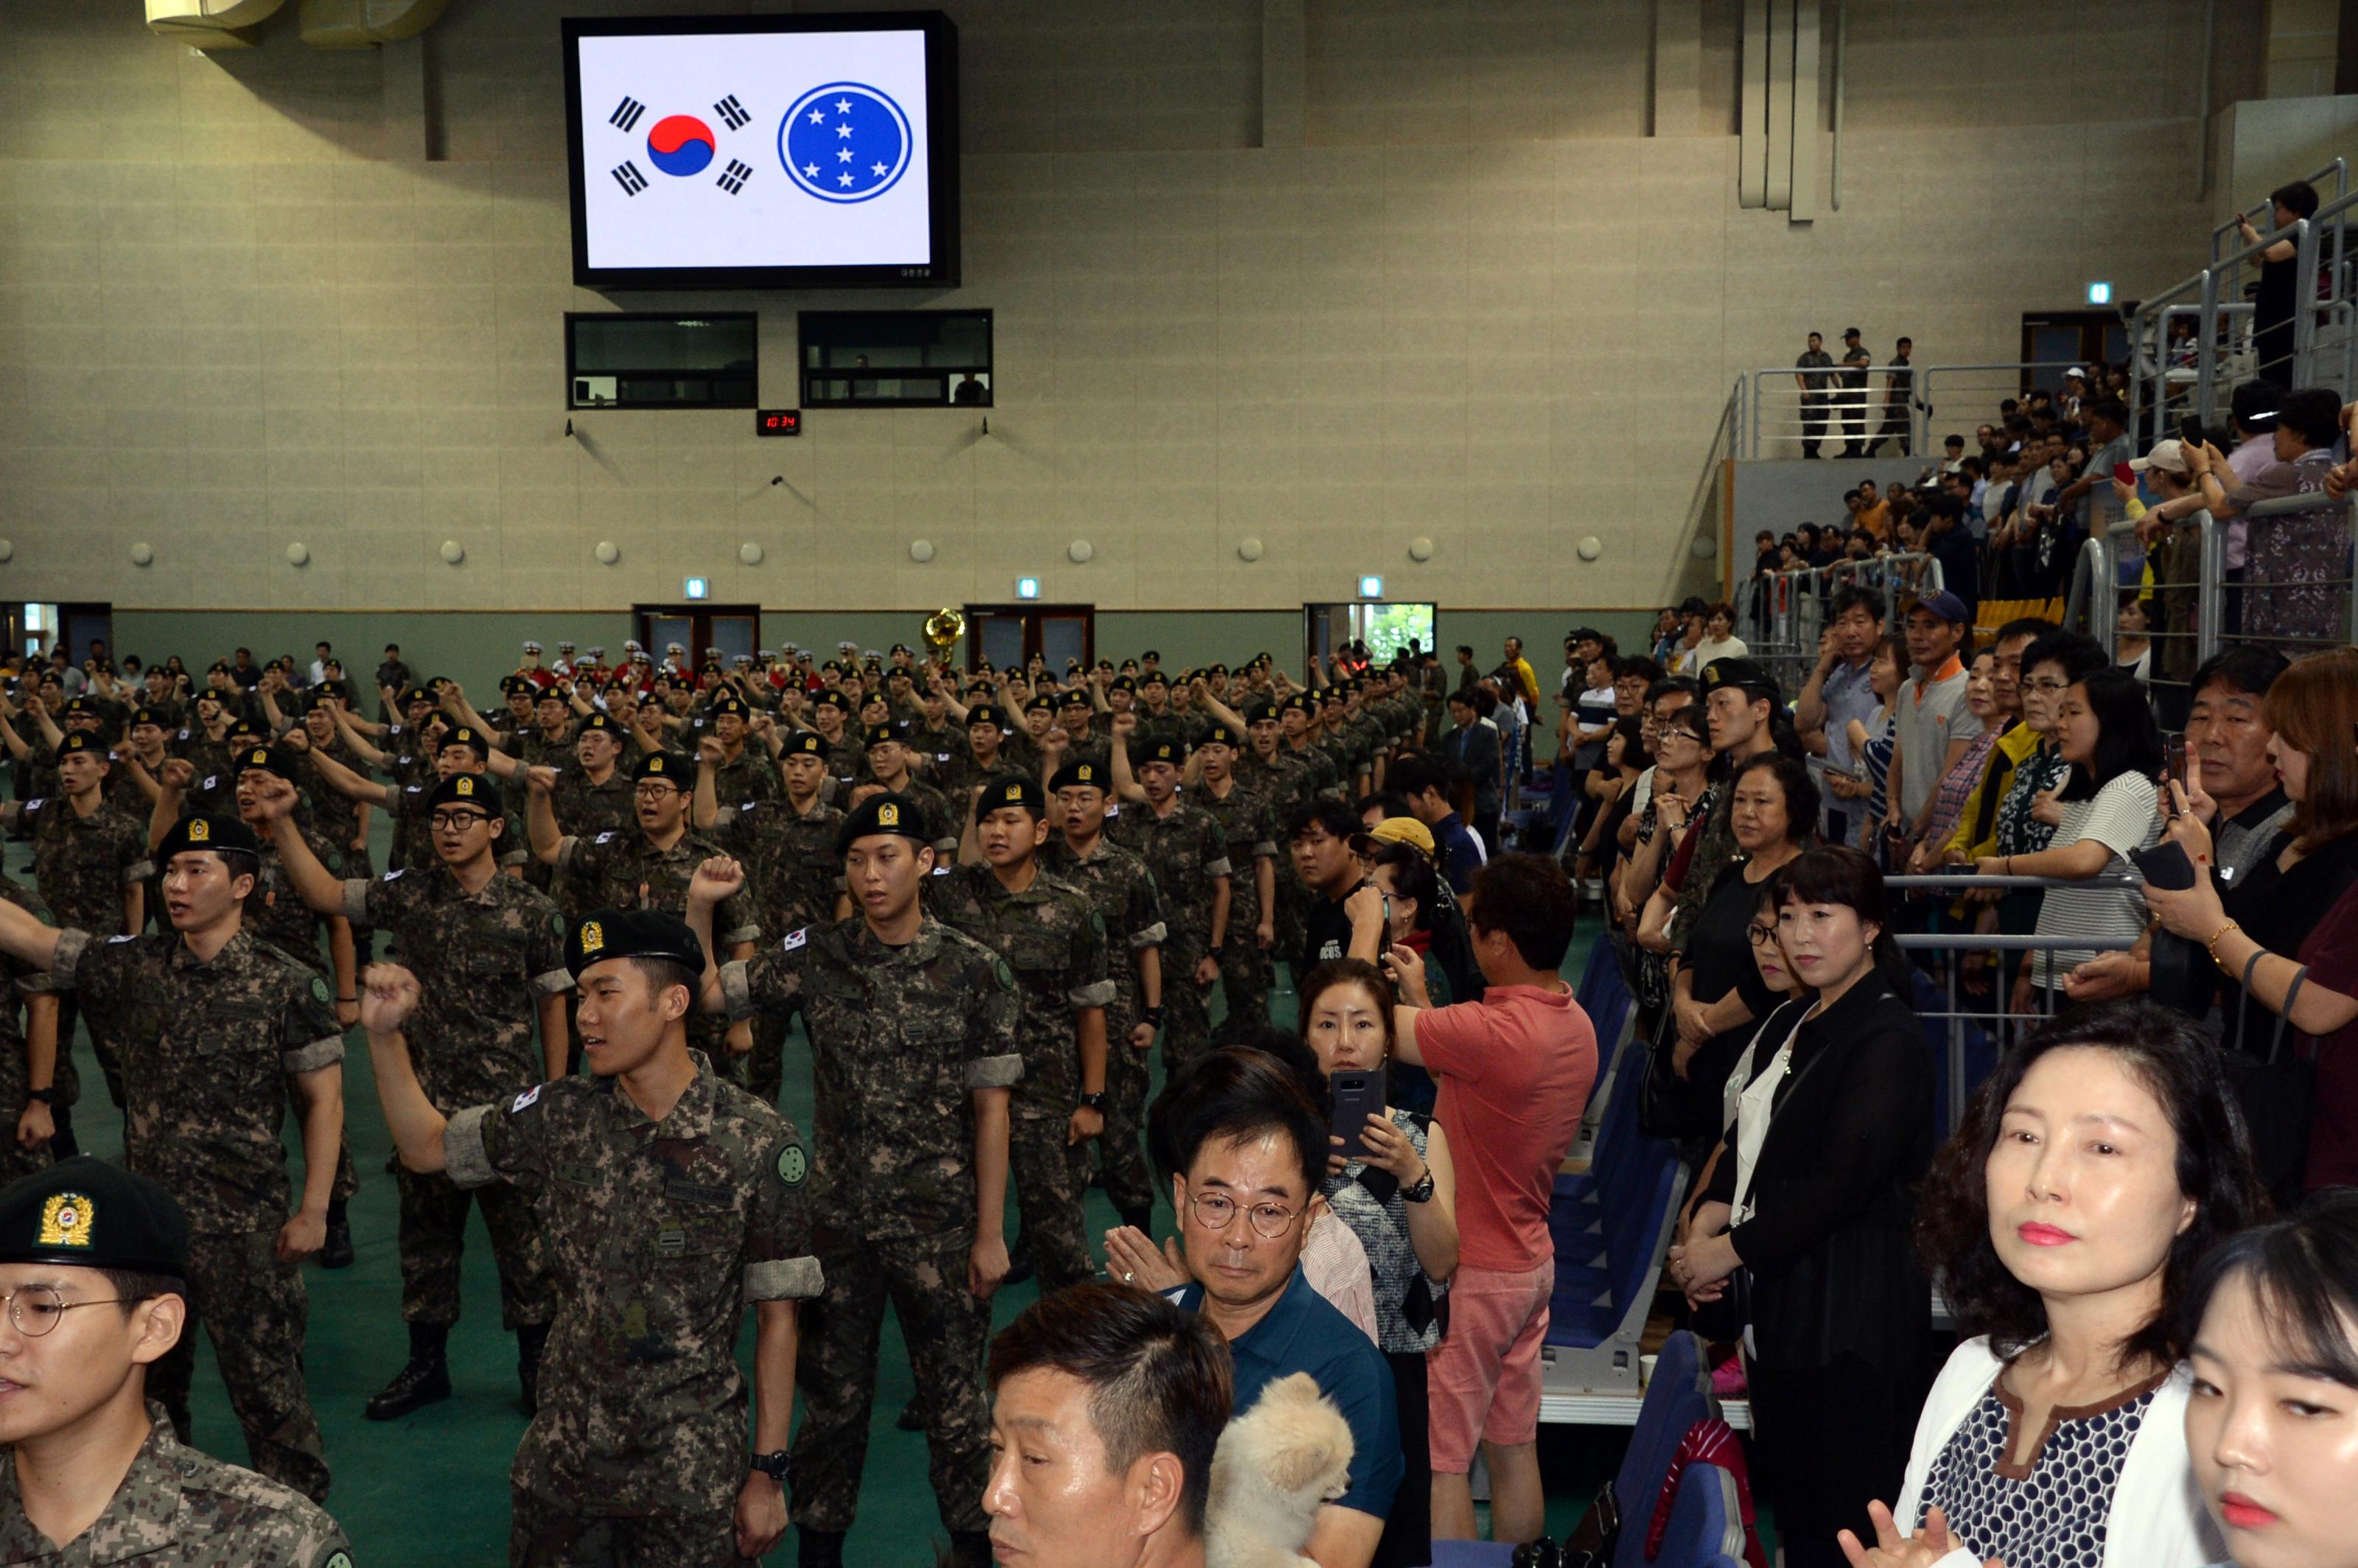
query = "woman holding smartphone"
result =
(1296, 959, 1458, 1568)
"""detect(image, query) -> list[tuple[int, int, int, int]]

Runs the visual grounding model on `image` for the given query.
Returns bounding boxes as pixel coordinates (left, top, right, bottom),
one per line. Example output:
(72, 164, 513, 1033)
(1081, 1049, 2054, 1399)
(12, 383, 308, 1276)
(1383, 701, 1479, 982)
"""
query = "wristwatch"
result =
(749, 1449, 792, 1483)
(1077, 1091, 1108, 1112)
(1402, 1168, 1436, 1205)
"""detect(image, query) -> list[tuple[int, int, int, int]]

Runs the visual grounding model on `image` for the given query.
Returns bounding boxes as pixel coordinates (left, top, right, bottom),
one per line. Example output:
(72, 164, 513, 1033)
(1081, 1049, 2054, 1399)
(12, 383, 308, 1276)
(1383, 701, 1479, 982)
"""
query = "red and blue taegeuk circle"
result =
(646, 114, 716, 177)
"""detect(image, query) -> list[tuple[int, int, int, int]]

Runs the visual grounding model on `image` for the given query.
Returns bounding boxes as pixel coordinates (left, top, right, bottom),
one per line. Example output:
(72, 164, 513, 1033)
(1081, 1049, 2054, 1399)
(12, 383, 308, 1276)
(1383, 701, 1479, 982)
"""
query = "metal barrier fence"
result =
(1738, 551, 1945, 697)
(1737, 368, 1918, 460)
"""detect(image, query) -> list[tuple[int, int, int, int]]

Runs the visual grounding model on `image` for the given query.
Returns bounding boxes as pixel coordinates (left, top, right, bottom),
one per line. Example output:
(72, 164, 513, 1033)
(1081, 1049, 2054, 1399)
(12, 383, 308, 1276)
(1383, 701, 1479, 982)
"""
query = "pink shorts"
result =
(1425, 1258, 1555, 1473)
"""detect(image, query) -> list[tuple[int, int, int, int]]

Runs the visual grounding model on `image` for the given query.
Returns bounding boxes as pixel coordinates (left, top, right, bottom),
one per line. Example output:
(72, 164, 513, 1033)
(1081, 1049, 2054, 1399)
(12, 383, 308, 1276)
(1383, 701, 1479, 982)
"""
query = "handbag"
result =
(2217, 950, 2316, 1209)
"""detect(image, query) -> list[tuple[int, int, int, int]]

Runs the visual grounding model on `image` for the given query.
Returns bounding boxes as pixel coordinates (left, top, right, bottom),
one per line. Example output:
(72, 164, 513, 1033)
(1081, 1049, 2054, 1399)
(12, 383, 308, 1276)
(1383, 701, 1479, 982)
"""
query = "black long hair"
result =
(1917, 1001, 2269, 1371)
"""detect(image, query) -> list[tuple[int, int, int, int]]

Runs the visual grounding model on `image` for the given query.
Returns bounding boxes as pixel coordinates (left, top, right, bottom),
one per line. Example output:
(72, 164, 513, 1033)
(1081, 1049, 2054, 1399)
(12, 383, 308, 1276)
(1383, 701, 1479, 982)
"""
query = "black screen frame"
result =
(561, 10, 961, 292)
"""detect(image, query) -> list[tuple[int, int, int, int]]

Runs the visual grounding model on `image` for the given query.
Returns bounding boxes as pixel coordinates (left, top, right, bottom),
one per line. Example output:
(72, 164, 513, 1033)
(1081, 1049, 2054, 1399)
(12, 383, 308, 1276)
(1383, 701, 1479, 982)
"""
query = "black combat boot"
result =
(796, 1527, 846, 1567)
(517, 1322, 550, 1415)
(318, 1200, 354, 1269)
(895, 1393, 926, 1432)
(364, 1321, 452, 1421)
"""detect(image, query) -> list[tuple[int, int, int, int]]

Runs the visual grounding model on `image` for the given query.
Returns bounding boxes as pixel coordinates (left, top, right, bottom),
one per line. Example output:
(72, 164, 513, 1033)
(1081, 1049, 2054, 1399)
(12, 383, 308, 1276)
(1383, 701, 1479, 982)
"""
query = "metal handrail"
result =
(2211, 156, 2347, 263)
(1911, 361, 2102, 452)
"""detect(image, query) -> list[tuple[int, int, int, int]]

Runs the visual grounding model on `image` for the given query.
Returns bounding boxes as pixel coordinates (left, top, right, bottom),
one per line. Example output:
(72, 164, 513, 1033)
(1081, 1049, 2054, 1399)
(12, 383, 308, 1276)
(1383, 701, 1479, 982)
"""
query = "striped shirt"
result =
(2031, 773, 2161, 987)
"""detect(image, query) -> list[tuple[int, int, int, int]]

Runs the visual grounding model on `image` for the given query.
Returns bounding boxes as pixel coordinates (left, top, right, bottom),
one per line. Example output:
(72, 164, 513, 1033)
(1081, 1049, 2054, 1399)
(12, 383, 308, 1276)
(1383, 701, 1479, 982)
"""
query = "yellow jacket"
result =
(1944, 721, 2043, 863)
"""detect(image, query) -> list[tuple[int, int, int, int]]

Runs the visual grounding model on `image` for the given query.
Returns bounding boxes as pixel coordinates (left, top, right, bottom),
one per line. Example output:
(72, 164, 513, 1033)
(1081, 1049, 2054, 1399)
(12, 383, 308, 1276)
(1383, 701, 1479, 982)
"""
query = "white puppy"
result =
(1205, 1371, 1357, 1568)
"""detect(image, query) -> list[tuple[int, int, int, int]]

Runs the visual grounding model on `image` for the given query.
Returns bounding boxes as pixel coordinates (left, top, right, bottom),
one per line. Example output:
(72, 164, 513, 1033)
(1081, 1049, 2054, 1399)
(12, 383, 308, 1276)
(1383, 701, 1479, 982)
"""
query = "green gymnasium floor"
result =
(21, 825, 1634, 1565)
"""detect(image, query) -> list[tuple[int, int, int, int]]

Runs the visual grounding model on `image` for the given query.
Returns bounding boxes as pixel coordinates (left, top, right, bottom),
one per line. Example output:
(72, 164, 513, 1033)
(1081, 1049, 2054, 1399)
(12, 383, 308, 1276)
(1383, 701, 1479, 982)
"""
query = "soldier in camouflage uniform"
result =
(851, 724, 960, 858)
(1053, 691, 1112, 777)
(0, 1158, 353, 1568)
(690, 793, 1021, 1568)
(702, 696, 778, 811)
(932, 703, 1032, 805)
(693, 730, 844, 1105)
(1188, 727, 1281, 1034)
(528, 749, 758, 1073)
(3, 732, 153, 1123)
(929, 776, 1112, 1297)
(1040, 760, 1166, 1233)
(293, 724, 527, 896)
(0, 878, 62, 1188)
(1104, 729, 1232, 1068)
(0, 813, 344, 1504)
(148, 751, 364, 1270)
(356, 910, 818, 1567)
(262, 771, 569, 1424)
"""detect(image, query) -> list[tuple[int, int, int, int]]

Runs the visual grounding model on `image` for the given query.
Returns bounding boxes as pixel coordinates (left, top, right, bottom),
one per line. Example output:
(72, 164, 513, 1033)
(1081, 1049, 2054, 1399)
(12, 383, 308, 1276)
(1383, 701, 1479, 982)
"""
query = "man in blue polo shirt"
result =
(1384, 753, 1486, 895)
(1154, 1049, 1399, 1568)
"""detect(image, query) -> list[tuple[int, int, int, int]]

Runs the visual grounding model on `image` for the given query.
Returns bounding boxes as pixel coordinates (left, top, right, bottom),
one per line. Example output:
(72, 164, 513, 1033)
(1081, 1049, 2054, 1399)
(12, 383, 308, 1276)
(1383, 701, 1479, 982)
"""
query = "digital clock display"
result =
(756, 409, 802, 437)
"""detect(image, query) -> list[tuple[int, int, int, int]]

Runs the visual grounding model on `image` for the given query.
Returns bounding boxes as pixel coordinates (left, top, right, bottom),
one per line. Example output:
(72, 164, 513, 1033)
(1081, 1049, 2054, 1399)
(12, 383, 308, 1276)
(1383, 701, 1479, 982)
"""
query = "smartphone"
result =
(2129, 839, 2198, 891)
(2113, 461, 2138, 487)
(2162, 735, 2189, 788)
(1329, 1066, 1388, 1162)
(2180, 415, 2204, 448)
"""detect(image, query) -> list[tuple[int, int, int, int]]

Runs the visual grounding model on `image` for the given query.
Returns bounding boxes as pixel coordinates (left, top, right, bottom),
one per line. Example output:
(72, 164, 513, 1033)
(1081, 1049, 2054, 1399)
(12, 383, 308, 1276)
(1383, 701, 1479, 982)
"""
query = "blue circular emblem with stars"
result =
(779, 83, 911, 204)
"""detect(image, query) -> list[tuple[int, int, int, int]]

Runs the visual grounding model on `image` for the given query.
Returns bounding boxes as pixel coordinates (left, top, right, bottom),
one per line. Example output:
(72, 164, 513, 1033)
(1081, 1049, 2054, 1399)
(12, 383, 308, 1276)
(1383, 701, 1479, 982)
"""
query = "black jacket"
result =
(1702, 974, 1933, 1372)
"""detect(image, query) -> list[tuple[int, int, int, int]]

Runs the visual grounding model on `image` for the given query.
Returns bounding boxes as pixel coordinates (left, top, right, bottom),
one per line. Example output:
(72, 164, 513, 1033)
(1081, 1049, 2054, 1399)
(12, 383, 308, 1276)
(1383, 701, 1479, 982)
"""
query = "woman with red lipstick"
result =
(2180, 1189, 2358, 1568)
(1669, 846, 1932, 1568)
(1864, 1003, 2267, 1568)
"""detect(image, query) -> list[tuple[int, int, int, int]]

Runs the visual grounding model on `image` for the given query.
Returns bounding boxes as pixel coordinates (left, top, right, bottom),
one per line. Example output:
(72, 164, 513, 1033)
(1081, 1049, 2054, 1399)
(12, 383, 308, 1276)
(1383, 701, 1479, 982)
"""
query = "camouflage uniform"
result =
(7, 793, 153, 1113)
(719, 917, 1021, 1537)
(0, 1400, 351, 1567)
(709, 794, 844, 1105)
(51, 926, 342, 1503)
(174, 728, 244, 819)
(346, 864, 570, 1331)
(934, 749, 1034, 809)
(858, 776, 960, 858)
(927, 861, 1113, 1295)
(1192, 780, 1281, 1034)
(245, 828, 364, 1218)
(706, 745, 779, 813)
(1038, 835, 1166, 1221)
(376, 724, 442, 872)
(1108, 799, 1231, 1068)
(0, 878, 58, 1186)
(441, 1051, 819, 1561)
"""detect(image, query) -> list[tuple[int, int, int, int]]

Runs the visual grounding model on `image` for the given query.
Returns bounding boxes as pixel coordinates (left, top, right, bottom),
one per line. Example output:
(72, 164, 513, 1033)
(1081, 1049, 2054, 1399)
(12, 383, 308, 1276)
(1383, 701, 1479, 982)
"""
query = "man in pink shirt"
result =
(1385, 853, 1596, 1547)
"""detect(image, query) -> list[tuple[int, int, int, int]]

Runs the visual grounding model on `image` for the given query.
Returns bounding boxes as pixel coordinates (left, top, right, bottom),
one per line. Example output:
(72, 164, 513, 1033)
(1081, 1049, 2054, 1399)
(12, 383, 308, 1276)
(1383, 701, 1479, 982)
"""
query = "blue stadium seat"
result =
(1649, 1460, 1746, 1568)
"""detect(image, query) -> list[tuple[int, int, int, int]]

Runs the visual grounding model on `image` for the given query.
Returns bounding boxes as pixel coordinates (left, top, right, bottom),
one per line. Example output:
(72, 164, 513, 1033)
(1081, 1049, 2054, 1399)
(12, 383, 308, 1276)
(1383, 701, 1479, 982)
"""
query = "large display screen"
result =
(562, 12, 959, 290)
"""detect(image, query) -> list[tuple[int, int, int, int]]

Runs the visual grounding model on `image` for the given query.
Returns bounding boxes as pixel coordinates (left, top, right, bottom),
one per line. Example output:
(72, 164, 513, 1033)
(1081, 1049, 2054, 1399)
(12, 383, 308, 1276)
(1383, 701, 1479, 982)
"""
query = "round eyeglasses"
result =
(1185, 1189, 1301, 1239)
(1, 1284, 127, 1337)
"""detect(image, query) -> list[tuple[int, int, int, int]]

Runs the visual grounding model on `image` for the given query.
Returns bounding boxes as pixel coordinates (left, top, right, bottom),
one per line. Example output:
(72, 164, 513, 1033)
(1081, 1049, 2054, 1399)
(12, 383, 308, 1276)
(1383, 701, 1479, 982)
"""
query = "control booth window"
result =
(567, 313, 756, 410)
(801, 309, 991, 408)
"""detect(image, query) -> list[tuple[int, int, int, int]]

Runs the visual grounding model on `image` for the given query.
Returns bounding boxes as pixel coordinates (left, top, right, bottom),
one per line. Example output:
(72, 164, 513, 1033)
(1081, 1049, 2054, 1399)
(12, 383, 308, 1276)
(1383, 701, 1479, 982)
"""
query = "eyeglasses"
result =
(634, 784, 680, 799)
(1, 1284, 127, 1337)
(1746, 922, 1780, 948)
(427, 811, 491, 832)
(2026, 677, 2071, 693)
(1186, 1189, 1301, 1239)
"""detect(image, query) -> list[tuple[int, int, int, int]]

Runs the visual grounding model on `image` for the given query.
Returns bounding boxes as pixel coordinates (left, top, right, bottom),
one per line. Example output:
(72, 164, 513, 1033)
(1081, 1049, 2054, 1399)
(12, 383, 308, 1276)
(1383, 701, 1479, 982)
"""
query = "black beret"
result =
(567, 909, 703, 979)
(965, 704, 1008, 730)
(130, 707, 163, 727)
(1243, 701, 1281, 725)
(1023, 696, 1054, 716)
(1049, 760, 1108, 794)
(1138, 670, 1168, 688)
(428, 774, 497, 813)
(535, 685, 569, 703)
(1110, 676, 1136, 694)
(438, 726, 491, 759)
(835, 791, 932, 855)
(780, 730, 828, 759)
(816, 691, 853, 714)
(633, 752, 688, 784)
(863, 721, 909, 748)
(157, 813, 259, 864)
(0, 1157, 189, 1278)
(401, 686, 434, 707)
(1698, 657, 1783, 705)
(577, 713, 618, 735)
(976, 776, 1045, 820)
(1057, 690, 1091, 710)
(711, 697, 746, 718)
(1136, 736, 1189, 766)
(232, 743, 291, 780)
(55, 732, 104, 757)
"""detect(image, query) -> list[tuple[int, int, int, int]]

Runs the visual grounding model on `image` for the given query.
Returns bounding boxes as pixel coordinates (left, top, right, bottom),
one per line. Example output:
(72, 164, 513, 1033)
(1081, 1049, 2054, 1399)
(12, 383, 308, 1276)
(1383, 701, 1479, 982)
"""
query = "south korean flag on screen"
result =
(575, 28, 933, 272)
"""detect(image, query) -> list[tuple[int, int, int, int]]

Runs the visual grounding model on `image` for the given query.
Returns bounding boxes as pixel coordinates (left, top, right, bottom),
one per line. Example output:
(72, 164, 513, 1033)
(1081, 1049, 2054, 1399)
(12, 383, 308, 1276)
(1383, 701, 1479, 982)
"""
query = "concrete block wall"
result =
(0, 0, 2237, 626)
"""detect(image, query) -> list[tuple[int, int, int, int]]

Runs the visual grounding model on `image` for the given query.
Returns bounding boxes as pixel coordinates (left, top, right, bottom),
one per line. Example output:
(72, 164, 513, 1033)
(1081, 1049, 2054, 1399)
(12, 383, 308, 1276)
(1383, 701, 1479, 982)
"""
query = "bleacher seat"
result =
(1563, 934, 1635, 1173)
(1541, 993, 1687, 1393)
(1651, 1460, 1746, 1568)
(1603, 1331, 1713, 1568)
